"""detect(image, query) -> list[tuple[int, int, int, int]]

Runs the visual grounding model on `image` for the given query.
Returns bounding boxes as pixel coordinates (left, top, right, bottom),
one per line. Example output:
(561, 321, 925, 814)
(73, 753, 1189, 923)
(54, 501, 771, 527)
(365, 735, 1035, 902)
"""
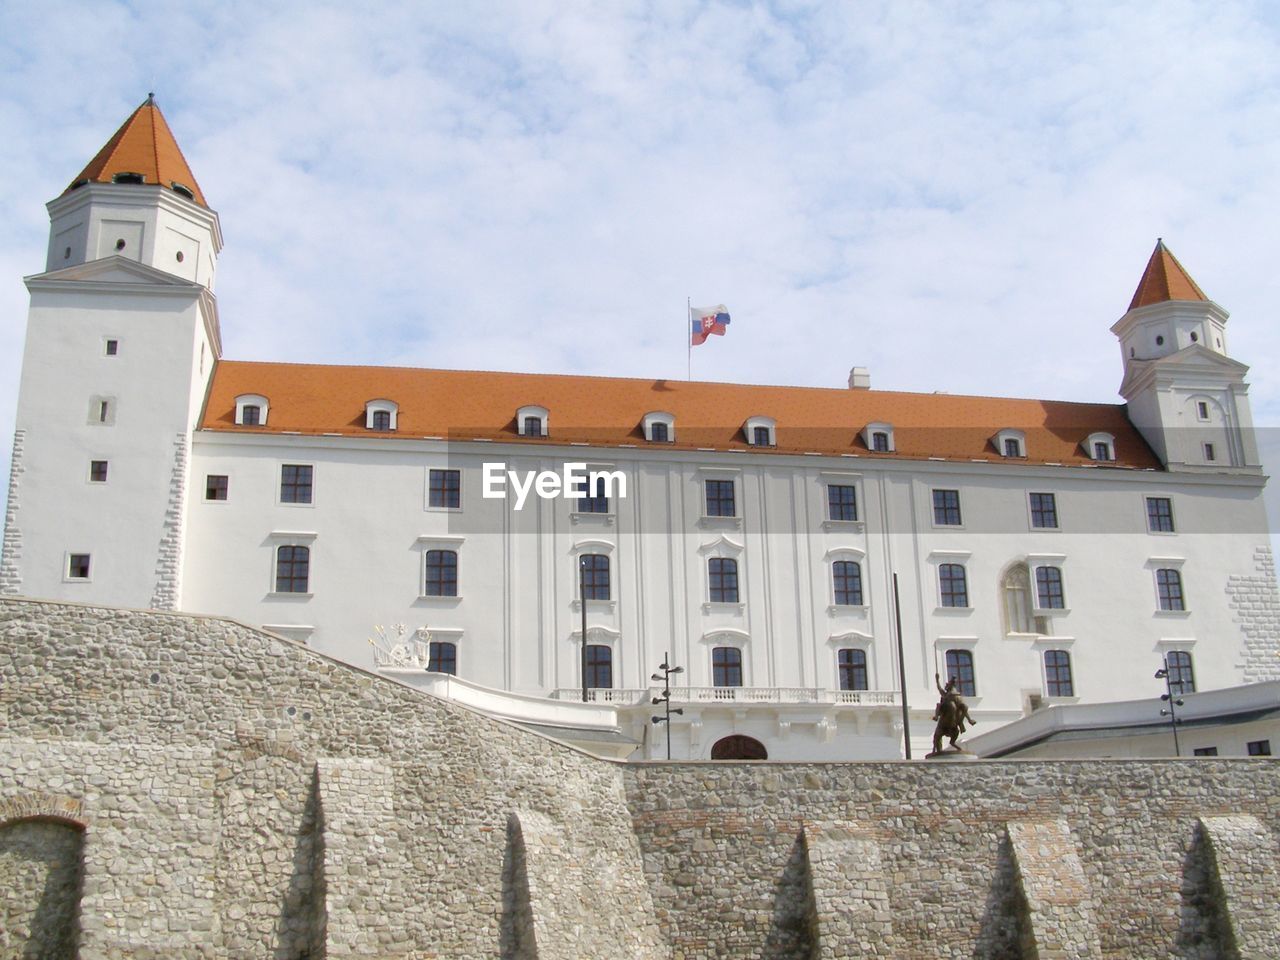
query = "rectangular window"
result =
(574, 475, 609, 513)
(1157, 568, 1185, 611)
(1147, 497, 1174, 533)
(939, 563, 968, 607)
(752, 425, 772, 446)
(1003, 438, 1022, 457)
(838, 648, 868, 691)
(89, 460, 108, 482)
(1044, 649, 1073, 697)
(1035, 566, 1065, 609)
(523, 416, 544, 437)
(945, 649, 976, 697)
(1247, 739, 1272, 756)
(579, 554, 610, 601)
(828, 484, 858, 521)
(98, 400, 110, 423)
(424, 550, 459, 597)
(241, 405, 261, 426)
(871, 431, 890, 452)
(105, 339, 119, 356)
(281, 464, 313, 504)
(275, 545, 310, 593)
(932, 489, 962, 525)
(1165, 651, 1195, 695)
(205, 475, 229, 501)
(712, 647, 743, 687)
(428, 641, 457, 675)
(586, 644, 613, 689)
(1196, 401, 1209, 420)
(709, 557, 739, 603)
(650, 422, 670, 443)
(1093, 441, 1112, 461)
(1029, 492, 1058, 529)
(833, 560, 863, 605)
(1193, 747, 1218, 757)
(705, 479, 736, 518)
(1203, 442, 1216, 461)
(67, 553, 91, 579)
(428, 469, 461, 508)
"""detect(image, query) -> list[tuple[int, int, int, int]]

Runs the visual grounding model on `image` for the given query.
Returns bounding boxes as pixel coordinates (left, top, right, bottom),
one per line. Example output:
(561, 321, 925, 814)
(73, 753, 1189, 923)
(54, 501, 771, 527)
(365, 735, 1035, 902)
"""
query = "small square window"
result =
(1193, 747, 1218, 757)
(370, 409, 392, 431)
(206, 475, 229, 501)
(932, 489, 962, 525)
(1003, 438, 1022, 457)
(1029, 492, 1058, 529)
(871, 431, 890, 452)
(752, 425, 772, 446)
(105, 339, 119, 356)
(1246, 739, 1271, 756)
(281, 464, 313, 504)
(89, 460, 108, 482)
(650, 422, 670, 443)
(1147, 497, 1175, 533)
(1093, 441, 1113, 461)
(241, 405, 262, 427)
(828, 484, 858, 522)
(705, 479, 736, 518)
(68, 553, 91, 579)
(429, 469, 461, 509)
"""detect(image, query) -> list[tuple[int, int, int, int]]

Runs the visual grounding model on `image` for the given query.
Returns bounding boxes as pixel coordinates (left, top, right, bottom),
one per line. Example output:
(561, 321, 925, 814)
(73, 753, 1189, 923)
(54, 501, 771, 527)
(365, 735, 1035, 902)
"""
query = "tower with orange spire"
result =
(1, 97, 222, 607)
(1111, 240, 1260, 471)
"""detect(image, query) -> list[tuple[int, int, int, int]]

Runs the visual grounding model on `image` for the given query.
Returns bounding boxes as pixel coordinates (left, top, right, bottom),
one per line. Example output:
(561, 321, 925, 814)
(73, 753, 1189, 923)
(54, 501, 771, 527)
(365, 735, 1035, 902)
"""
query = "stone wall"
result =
(1228, 544, 1280, 682)
(1, 597, 1278, 959)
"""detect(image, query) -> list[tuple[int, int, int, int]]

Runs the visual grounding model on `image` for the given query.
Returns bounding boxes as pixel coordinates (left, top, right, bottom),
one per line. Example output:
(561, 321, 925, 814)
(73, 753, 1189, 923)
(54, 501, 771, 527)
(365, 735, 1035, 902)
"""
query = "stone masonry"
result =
(1227, 544, 1280, 682)
(1, 597, 1278, 958)
(0, 429, 25, 596)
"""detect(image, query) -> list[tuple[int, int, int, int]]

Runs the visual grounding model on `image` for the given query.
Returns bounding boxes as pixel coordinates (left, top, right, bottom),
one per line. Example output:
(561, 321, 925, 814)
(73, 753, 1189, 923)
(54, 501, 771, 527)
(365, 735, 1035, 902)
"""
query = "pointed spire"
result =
(1128, 239, 1208, 311)
(64, 96, 207, 207)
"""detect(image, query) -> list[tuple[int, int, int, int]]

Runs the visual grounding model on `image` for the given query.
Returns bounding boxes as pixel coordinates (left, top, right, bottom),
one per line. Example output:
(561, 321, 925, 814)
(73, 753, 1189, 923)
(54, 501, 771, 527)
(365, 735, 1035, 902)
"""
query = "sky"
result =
(3, 0, 1280, 525)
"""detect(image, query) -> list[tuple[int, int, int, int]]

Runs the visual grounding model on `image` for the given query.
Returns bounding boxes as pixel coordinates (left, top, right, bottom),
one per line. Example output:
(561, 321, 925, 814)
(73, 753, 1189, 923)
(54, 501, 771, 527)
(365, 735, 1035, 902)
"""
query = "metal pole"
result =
(664, 651, 672, 760)
(686, 298, 691, 380)
(893, 573, 912, 759)
(580, 556, 588, 703)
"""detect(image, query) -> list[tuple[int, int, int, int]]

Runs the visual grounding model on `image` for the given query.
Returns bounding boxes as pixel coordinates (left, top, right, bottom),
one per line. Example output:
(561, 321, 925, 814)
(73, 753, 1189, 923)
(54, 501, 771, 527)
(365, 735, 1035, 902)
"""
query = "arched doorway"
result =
(711, 734, 768, 760)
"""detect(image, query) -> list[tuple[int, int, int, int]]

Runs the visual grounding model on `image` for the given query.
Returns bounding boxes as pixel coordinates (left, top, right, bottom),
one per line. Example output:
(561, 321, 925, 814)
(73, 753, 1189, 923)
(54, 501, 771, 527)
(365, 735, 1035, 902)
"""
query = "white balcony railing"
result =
(550, 687, 898, 706)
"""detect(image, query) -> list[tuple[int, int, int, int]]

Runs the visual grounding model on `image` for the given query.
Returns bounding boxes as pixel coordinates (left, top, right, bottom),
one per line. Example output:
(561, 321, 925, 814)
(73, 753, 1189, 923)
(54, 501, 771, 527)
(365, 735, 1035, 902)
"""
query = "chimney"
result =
(848, 366, 871, 390)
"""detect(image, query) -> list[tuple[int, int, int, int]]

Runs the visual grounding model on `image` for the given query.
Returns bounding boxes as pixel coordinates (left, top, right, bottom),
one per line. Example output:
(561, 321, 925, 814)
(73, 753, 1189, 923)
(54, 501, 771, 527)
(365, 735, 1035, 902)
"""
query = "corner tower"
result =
(1112, 240, 1260, 471)
(1, 97, 222, 608)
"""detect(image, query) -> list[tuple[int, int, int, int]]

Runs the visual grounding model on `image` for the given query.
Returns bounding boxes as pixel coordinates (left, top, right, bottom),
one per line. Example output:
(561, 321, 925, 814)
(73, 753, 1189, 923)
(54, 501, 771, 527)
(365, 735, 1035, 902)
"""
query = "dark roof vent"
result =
(112, 172, 145, 185)
(68, 178, 90, 191)
(170, 181, 194, 200)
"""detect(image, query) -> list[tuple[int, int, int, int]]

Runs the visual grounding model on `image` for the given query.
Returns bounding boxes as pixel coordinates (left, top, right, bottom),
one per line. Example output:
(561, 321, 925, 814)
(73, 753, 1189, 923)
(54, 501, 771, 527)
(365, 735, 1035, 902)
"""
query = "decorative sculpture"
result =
(930, 672, 976, 756)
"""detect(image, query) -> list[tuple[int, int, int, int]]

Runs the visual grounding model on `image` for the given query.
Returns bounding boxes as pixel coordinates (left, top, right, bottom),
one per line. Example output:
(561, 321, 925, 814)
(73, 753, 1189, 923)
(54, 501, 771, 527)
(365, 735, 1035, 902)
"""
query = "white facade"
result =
(4, 105, 1280, 761)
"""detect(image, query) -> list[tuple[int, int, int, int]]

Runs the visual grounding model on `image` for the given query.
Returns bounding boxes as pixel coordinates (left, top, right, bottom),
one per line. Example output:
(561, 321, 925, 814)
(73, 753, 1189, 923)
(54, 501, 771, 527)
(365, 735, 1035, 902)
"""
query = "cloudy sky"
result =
(3, 1, 1279, 524)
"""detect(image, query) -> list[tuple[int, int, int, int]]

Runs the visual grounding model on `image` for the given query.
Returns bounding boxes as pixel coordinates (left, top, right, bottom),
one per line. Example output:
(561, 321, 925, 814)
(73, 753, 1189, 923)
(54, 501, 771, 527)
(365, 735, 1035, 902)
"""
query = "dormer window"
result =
(1084, 432, 1115, 462)
(170, 181, 195, 200)
(112, 171, 145, 185)
(235, 394, 269, 427)
(365, 399, 398, 431)
(643, 411, 675, 443)
(517, 405, 549, 438)
(994, 429, 1026, 459)
(744, 416, 776, 447)
(863, 422, 894, 453)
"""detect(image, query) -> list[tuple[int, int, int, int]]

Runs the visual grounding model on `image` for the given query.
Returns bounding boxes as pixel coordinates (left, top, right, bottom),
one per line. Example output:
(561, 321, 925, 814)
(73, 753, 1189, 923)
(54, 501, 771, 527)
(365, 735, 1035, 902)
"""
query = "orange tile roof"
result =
(64, 96, 207, 207)
(201, 361, 1161, 469)
(1128, 239, 1208, 310)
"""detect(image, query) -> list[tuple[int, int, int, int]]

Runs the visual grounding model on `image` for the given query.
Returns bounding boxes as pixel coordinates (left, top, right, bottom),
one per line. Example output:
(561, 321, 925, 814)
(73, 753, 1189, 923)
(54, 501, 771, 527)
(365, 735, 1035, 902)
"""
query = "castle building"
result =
(3, 98, 1277, 759)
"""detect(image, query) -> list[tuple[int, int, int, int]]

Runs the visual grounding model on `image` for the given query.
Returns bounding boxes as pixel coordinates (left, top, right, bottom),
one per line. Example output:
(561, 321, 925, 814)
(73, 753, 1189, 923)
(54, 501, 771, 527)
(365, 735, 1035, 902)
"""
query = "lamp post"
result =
(1155, 659, 1185, 757)
(580, 556, 589, 703)
(651, 652, 684, 760)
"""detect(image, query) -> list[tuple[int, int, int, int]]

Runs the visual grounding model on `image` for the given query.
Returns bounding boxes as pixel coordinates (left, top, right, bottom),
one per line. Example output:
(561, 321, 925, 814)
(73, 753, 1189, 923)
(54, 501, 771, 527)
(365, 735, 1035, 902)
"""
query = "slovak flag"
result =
(690, 304, 731, 346)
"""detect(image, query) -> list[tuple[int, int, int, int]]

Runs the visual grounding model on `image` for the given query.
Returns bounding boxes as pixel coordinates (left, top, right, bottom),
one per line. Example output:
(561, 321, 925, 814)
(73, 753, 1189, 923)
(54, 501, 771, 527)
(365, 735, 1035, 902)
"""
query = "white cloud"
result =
(3, 0, 1280, 531)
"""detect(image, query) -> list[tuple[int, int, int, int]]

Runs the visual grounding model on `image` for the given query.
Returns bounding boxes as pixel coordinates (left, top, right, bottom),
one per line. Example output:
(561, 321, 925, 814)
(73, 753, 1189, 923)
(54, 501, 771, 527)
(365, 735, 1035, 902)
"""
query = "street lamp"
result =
(579, 556, 589, 703)
(1155, 660, 1185, 757)
(650, 651, 684, 760)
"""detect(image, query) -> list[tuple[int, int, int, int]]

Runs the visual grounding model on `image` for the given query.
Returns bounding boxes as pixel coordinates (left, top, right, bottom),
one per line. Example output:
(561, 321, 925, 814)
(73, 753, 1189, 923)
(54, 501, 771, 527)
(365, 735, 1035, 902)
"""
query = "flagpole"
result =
(686, 296, 691, 380)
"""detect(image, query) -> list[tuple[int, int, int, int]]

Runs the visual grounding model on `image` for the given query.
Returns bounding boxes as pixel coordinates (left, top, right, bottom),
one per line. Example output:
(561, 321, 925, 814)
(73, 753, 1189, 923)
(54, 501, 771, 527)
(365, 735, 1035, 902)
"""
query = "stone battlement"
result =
(1, 597, 1277, 958)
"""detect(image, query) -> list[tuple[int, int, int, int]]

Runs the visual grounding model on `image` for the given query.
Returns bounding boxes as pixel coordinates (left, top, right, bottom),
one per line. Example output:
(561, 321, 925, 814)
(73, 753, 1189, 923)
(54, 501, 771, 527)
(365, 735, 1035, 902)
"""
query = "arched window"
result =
(712, 647, 743, 687)
(425, 550, 458, 597)
(1035, 566, 1065, 609)
(235, 393, 269, 426)
(872, 431, 890, 452)
(580, 554, 610, 600)
(1157, 568, 1184, 611)
(939, 563, 968, 607)
(371, 409, 391, 431)
(838, 648, 868, 691)
(586, 644, 613, 689)
(275, 545, 310, 593)
(945, 649, 976, 696)
(1002, 564, 1032, 634)
(242, 404, 261, 425)
(708, 557, 739, 603)
(428, 641, 457, 675)
(651, 421, 669, 442)
(1044, 649, 1073, 697)
(1165, 651, 1195, 695)
(833, 560, 863, 606)
(711, 734, 767, 760)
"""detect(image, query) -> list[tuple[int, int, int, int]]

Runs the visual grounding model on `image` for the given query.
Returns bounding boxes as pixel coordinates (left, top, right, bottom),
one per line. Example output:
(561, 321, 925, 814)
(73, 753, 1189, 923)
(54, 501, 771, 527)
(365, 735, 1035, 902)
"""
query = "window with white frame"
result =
(712, 646, 743, 687)
(643, 411, 675, 443)
(275, 545, 310, 593)
(1034, 566, 1066, 609)
(863, 422, 894, 452)
(1084, 432, 1115, 461)
(1156, 567, 1185, 611)
(708, 557, 739, 603)
(832, 560, 864, 606)
(837, 648, 868, 691)
(1029, 492, 1058, 529)
(235, 394, 269, 427)
(932, 489, 962, 526)
(427, 640, 457, 675)
(704, 479, 736, 518)
(1146, 497, 1175, 533)
(945, 649, 976, 696)
(428, 469, 461, 509)
(1043, 649, 1074, 697)
(424, 550, 458, 597)
(1164, 650, 1195, 694)
(995, 429, 1026, 458)
(579, 554, 611, 601)
(365, 399, 398, 431)
(586, 644, 613, 688)
(828, 484, 858, 521)
(1000, 564, 1050, 636)
(517, 405, 548, 437)
(744, 415, 776, 447)
(66, 553, 91, 580)
(939, 563, 968, 607)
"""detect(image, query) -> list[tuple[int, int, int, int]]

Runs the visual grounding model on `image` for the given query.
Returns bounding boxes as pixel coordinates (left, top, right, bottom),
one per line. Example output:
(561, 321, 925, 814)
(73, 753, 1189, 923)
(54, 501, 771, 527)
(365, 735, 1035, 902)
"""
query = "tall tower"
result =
(1112, 240, 1261, 472)
(0, 97, 223, 608)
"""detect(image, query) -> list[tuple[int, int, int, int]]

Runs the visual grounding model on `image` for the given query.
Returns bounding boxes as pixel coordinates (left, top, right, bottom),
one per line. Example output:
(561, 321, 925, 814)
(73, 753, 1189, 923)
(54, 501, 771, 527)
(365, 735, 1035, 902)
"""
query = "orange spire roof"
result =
(64, 95, 207, 207)
(1128, 239, 1208, 310)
